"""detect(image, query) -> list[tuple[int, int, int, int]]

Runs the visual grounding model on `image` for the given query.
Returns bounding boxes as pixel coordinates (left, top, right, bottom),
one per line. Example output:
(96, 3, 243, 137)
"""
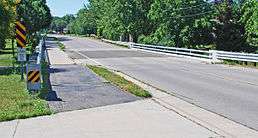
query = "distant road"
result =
(55, 35, 258, 131)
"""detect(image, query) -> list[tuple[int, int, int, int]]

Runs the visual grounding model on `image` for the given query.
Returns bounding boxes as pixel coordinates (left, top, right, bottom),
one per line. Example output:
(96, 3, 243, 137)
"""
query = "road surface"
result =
(57, 35, 258, 131)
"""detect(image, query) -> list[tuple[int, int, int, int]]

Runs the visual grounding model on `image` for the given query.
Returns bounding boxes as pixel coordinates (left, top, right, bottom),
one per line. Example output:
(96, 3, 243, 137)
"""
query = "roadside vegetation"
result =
(87, 65, 152, 98)
(0, 68, 51, 122)
(222, 60, 258, 69)
(50, 0, 257, 53)
(0, 40, 16, 66)
(49, 0, 258, 68)
(0, 0, 53, 121)
(58, 42, 65, 51)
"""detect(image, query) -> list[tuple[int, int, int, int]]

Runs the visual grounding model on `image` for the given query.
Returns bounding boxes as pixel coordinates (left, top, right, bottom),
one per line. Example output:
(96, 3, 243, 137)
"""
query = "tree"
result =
(0, 0, 15, 49)
(51, 17, 67, 33)
(51, 0, 256, 53)
(62, 14, 75, 25)
(240, 0, 258, 48)
(17, 0, 52, 34)
(88, 0, 154, 41)
(16, 0, 52, 48)
(212, 0, 246, 51)
(67, 7, 97, 35)
(141, 0, 214, 47)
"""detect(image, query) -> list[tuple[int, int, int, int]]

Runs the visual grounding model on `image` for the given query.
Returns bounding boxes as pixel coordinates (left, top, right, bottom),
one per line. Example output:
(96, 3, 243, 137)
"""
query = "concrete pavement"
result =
(0, 100, 220, 138)
(57, 35, 258, 130)
(45, 40, 139, 112)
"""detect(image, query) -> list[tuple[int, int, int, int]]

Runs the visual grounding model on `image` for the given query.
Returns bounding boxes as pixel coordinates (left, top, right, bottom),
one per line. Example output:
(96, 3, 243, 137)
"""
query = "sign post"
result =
(15, 21, 27, 80)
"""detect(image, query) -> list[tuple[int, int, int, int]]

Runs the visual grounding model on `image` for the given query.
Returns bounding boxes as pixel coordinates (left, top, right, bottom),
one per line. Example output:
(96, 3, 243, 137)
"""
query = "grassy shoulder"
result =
(87, 65, 152, 98)
(222, 60, 258, 69)
(0, 40, 16, 66)
(0, 68, 51, 122)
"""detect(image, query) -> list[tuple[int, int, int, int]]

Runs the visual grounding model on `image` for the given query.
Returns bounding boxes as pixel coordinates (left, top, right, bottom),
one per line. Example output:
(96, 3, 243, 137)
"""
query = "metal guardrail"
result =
(27, 36, 49, 91)
(216, 51, 258, 63)
(133, 43, 211, 59)
(102, 39, 258, 63)
(29, 37, 49, 64)
(102, 39, 129, 46)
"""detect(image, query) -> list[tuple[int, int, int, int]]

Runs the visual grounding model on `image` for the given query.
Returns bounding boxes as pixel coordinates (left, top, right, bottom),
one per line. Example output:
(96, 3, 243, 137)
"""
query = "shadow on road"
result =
(46, 90, 62, 101)
(50, 67, 70, 74)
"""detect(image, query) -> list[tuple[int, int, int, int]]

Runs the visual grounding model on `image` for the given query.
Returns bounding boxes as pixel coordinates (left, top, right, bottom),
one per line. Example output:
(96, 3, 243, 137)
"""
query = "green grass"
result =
(222, 60, 258, 68)
(58, 42, 65, 51)
(0, 68, 51, 122)
(0, 40, 16, 66)
(87, 65, 152, 98)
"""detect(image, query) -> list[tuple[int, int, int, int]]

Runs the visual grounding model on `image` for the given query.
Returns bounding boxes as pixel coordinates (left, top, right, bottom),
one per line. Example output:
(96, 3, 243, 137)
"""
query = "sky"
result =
(46, 0, 88, 17)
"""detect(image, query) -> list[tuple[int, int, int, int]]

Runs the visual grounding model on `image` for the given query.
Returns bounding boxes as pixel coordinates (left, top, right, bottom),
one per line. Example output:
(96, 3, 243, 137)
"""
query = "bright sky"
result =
(46, 0, 88, 17)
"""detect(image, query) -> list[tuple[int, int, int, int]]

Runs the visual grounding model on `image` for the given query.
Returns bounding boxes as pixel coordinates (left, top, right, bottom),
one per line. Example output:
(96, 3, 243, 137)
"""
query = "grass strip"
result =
(57, 42, 65, 51)
(0, 68, 51, 122)
(0, 40, 16, 66)
(87, 65, 152, 98)
(222, 60, 258, 68)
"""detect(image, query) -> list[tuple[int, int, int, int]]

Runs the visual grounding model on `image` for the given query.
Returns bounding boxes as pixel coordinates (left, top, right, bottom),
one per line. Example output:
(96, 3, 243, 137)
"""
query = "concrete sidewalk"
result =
(45, 40, 139, 113)
(0, 100, 219, 138)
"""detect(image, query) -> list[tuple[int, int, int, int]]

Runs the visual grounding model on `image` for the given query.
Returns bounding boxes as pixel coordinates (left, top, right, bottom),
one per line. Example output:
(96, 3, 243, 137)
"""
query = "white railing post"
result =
(129, 42, 133, 49)
(210, 50, 218, 63)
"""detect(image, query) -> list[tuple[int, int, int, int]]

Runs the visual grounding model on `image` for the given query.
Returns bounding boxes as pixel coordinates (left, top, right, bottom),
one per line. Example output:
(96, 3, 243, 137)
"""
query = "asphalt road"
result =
(58, 35, 258, 130)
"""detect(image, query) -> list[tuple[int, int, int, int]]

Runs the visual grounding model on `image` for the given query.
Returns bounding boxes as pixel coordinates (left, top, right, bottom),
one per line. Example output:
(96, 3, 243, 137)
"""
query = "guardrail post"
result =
(210, 50, 218, 64)
(129, 42, 133, 49)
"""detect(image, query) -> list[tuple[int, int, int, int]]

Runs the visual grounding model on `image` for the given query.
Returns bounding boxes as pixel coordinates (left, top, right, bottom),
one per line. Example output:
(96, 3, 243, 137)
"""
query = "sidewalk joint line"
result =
(152, 98, 227, 138)
(12, 120, 20, 138)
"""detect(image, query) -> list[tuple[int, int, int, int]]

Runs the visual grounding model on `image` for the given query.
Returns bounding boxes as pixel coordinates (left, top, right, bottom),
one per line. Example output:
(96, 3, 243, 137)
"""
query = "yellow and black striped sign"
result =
(15, 21, 26, 48)
(28, 70, 40, 83)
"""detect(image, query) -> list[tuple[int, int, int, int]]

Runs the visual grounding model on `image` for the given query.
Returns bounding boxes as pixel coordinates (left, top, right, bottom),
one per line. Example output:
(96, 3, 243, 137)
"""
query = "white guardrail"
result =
(102, 39, 258, 63)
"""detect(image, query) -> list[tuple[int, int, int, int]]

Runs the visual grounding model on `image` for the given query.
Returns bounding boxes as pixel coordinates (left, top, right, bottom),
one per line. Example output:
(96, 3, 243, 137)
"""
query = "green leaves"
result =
(0, 0, 16, 49)
(143, 0, 214, 47)
(240, 0, 258, 47)
(17, 0, 51, 34)
(67, 8, 97, 35)
(57, 0, 256, 53)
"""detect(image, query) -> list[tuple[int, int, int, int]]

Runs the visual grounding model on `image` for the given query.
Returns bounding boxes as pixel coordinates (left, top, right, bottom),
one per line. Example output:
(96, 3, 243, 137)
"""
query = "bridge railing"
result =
(29, 37, 49, 64)
(27, 36, 49, 91)
(215, 50, 258, 63)
(132, 43, 211, 59)
(102, 39, 258, 63)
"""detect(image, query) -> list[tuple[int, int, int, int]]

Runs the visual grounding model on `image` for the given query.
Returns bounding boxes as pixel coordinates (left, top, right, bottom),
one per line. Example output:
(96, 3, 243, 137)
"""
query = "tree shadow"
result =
(0, 51, 15, 54)
(0, 67, 20, 75)
(49, 67, 70, 74)
(45, 90, 62, 101)
(39, 65, 63, 102)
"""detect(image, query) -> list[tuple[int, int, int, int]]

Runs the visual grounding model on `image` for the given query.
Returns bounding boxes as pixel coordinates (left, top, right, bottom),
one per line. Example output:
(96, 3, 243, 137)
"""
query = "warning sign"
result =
(16, 21, 27, 62)
(26, 64, 41, 91)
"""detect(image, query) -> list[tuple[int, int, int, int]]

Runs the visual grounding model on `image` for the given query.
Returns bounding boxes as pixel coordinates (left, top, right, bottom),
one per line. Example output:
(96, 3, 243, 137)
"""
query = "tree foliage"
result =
(15, 0, 52, 48)
(56, 0, 258, 52)
(0, 0, 52, 49)
(68, 8, 96, 35)
(240, 0, 258, 47)
(17, 0, 52, 34)
(0, 0, 15, 49)
(50, 15, 75, 33)
(140, 0, 214, 48)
